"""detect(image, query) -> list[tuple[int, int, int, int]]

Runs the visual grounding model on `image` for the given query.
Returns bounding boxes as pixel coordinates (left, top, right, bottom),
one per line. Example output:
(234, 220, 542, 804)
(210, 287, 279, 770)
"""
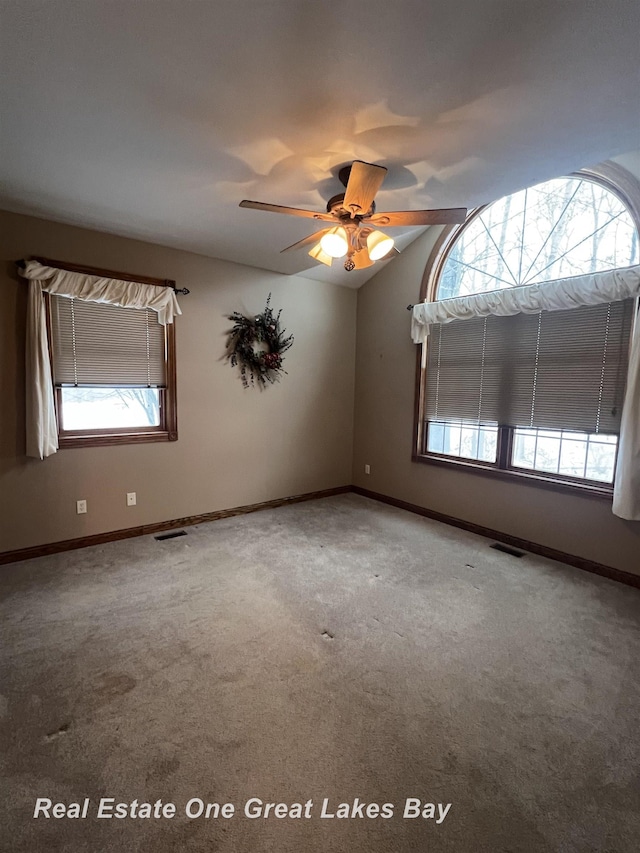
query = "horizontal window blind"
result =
(425, 299, 634, 434)
(50, 296, 166, 387)
(425, 316, 491, 423)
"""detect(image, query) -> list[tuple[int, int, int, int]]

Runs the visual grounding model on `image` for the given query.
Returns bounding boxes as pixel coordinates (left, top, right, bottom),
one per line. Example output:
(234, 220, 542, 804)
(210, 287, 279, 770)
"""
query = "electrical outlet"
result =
(76, 500, 87, 515)
(364, 464, 371, 475)
(126, 492, 137, 507)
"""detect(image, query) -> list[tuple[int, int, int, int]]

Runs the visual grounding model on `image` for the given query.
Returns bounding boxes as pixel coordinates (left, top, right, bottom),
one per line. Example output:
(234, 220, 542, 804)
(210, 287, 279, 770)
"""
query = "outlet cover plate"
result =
(76, 500, 87, 514)
(127, 492, 137, 506)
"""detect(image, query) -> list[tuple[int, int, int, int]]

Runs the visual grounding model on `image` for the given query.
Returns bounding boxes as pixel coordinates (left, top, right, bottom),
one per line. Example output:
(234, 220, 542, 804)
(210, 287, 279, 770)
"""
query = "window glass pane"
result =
(427, 421, 445, 454)
(478, 428, 498, 462)
(427, 420, 497, 463)
(534, 434, 561, 473)
(593, 434, 618, 445)
(60, 387, 160, 430)
(460, 425, 480, 459)
(558, 437, 588, 478)
(512, 427, 617, 483)
(512, 429, 536, 469)
(585, 440, 617, 483)
(443, 423, 461, 456)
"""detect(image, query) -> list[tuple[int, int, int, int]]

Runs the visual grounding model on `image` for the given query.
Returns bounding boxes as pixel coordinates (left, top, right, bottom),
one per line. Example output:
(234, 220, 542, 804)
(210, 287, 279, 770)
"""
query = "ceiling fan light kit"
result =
(239, 160, 467, 272)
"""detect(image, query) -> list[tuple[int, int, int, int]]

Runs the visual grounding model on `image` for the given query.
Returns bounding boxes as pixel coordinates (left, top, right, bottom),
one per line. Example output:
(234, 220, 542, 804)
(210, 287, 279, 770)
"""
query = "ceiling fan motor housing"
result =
(326, 194, 376, 218)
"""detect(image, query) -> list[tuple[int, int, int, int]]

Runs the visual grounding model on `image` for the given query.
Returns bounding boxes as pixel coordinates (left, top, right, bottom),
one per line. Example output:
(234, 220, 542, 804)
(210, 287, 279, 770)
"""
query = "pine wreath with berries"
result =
(226, 294, 294, 387)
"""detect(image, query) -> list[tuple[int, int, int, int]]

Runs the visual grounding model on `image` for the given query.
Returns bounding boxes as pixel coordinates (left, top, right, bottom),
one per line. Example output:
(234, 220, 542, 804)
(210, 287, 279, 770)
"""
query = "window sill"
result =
(59, 430, 178, 449)
(412, 452, 614, 501)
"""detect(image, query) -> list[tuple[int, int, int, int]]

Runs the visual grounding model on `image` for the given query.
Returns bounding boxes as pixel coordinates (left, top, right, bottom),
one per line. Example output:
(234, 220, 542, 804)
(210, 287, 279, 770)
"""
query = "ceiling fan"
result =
(240, 160, 467, 271)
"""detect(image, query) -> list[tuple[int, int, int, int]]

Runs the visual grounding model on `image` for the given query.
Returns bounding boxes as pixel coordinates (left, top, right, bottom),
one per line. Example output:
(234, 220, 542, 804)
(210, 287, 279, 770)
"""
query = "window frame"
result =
(42, 257, 178, 449)
(412, 163, 640, 500)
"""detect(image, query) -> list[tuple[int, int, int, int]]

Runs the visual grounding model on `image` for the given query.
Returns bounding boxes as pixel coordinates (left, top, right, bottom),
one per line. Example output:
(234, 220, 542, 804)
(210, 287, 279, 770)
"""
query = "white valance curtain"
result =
(410, 264, 640, 520)
(20, 260, 182, 460)
(22, 261, 182, 325)
(411, 265, 640, 343)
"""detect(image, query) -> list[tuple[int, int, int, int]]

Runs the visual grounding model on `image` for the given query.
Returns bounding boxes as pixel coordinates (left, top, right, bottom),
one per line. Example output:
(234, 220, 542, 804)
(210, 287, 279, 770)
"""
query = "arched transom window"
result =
(437, 175, 639, 301)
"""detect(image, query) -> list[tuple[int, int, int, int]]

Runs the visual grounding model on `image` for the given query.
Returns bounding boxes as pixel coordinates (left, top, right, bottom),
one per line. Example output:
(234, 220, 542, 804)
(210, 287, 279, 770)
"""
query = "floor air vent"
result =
(490, 542, 525, 558)
(154, 530, 187, 541)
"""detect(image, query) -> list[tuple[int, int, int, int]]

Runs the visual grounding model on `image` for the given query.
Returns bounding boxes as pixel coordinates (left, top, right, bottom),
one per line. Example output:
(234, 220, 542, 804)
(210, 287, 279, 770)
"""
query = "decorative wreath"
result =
(226, 294, 294, 387)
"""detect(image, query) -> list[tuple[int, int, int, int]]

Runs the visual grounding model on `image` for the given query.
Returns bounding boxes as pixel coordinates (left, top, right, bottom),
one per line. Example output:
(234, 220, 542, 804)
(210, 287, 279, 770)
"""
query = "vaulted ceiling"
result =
(1, 1, 639, 287)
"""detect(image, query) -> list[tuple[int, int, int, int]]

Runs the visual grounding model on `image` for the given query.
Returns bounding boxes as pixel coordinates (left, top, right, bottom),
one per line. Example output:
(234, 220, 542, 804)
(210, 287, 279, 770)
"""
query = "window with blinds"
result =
(426, 301, 632, 434)
(47, 293, 176, 442)
(50, 296, 166, 388)
(423, 300, 634, 484)
(417, 169, 640, 490)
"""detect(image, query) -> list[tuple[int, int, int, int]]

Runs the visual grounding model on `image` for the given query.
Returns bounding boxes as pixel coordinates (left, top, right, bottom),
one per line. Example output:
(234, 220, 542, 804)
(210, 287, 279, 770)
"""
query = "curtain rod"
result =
(14, 258, 190, 295)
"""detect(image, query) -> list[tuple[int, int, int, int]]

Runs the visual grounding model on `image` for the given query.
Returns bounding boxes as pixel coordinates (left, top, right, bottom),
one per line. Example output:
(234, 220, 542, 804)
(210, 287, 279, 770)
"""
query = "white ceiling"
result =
(1, 1, 639, 288)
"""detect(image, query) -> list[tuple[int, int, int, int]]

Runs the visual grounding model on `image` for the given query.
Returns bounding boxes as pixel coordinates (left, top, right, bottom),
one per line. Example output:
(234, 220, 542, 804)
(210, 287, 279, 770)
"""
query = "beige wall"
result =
(352, 173, 640, 577)
(0, 211, 356, 552)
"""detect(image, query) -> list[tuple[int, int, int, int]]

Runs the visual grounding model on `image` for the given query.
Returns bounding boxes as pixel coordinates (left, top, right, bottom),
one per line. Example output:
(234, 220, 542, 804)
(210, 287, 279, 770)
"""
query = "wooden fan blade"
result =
(239, 200, 335, 221)
(280, 229, 329, 253)
(366, 208, 468, 227)
(343, 161, 387, 217)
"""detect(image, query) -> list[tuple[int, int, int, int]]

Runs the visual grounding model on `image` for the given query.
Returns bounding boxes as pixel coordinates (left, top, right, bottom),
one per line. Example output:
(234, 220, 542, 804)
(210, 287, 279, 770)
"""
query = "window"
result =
(416, 167, 640, 494)
(45, 266, 178, 448)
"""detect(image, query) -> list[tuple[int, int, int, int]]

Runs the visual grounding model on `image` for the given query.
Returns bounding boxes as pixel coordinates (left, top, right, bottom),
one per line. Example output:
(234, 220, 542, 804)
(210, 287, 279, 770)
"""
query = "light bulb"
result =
(320, 226, 349, 258)
(367, 229, 394, 261)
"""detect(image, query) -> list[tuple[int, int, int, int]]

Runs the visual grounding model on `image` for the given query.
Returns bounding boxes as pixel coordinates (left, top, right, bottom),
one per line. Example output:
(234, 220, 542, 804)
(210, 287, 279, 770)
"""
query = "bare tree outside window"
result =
(60, 387, 160, 430)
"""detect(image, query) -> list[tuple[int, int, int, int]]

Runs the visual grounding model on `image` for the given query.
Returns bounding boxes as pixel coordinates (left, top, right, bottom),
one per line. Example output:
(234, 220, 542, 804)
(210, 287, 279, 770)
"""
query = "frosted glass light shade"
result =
(320, 227, 349, 258)
(367, 229, 394, 260)
(308, 244, 333, 266)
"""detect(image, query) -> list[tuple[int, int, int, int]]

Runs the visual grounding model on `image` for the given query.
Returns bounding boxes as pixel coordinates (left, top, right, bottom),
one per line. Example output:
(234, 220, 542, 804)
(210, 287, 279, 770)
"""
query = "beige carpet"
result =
(1, 493, 639, 852)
